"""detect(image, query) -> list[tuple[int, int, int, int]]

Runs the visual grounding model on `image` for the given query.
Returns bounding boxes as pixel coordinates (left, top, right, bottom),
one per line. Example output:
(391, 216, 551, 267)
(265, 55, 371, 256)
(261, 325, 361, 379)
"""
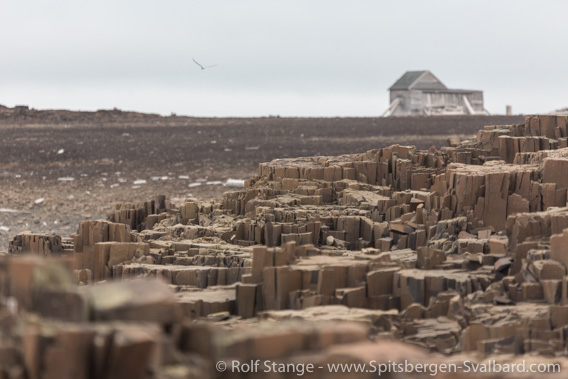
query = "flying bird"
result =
(192, 58, 218, 70)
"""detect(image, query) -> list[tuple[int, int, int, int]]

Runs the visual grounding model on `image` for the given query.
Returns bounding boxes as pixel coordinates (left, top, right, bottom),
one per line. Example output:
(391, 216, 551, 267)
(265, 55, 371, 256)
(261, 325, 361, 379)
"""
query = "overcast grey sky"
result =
(1, 1, 566, 116)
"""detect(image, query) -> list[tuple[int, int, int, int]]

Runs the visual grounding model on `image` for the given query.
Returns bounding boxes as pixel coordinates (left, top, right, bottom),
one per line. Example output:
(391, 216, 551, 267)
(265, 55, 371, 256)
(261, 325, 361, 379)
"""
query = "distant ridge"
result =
(0, 105, 167, 124)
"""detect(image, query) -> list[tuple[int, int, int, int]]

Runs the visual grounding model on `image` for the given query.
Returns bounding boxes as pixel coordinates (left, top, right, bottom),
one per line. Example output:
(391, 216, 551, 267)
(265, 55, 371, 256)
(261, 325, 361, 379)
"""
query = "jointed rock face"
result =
(4, 115, 568, 378)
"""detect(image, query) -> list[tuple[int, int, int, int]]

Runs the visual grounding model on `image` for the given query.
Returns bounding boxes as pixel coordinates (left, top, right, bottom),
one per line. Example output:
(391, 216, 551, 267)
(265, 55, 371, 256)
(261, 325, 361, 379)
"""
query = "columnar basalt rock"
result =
(8, 231, 63, 256)
(6, 115, 568, 376)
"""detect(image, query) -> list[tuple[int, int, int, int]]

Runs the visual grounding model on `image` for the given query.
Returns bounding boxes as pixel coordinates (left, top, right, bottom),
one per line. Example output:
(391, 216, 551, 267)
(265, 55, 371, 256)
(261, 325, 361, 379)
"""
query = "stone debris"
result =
(3, 115, 568, 377)
(8, 231, 63, 256)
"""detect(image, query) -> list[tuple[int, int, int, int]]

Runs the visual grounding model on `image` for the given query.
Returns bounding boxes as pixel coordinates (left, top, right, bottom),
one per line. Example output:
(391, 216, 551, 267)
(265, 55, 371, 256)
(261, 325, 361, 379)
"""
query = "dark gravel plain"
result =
(0, 107, 524, 250)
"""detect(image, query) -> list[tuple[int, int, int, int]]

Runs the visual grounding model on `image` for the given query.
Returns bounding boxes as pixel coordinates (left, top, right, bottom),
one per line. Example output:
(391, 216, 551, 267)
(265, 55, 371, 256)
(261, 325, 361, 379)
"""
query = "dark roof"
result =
(389, 71, 426, 90)
(389, 70, 446, 91)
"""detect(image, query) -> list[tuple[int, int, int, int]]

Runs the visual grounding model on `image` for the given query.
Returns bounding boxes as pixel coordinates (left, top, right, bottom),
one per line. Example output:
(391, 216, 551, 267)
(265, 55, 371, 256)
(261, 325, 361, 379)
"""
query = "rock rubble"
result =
(3, 115, 568, 378)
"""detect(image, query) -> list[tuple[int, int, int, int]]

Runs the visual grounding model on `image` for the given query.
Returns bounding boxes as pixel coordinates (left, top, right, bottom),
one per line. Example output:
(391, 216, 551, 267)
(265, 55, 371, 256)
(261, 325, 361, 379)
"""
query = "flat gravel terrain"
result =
(0, 112, 524, 249)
